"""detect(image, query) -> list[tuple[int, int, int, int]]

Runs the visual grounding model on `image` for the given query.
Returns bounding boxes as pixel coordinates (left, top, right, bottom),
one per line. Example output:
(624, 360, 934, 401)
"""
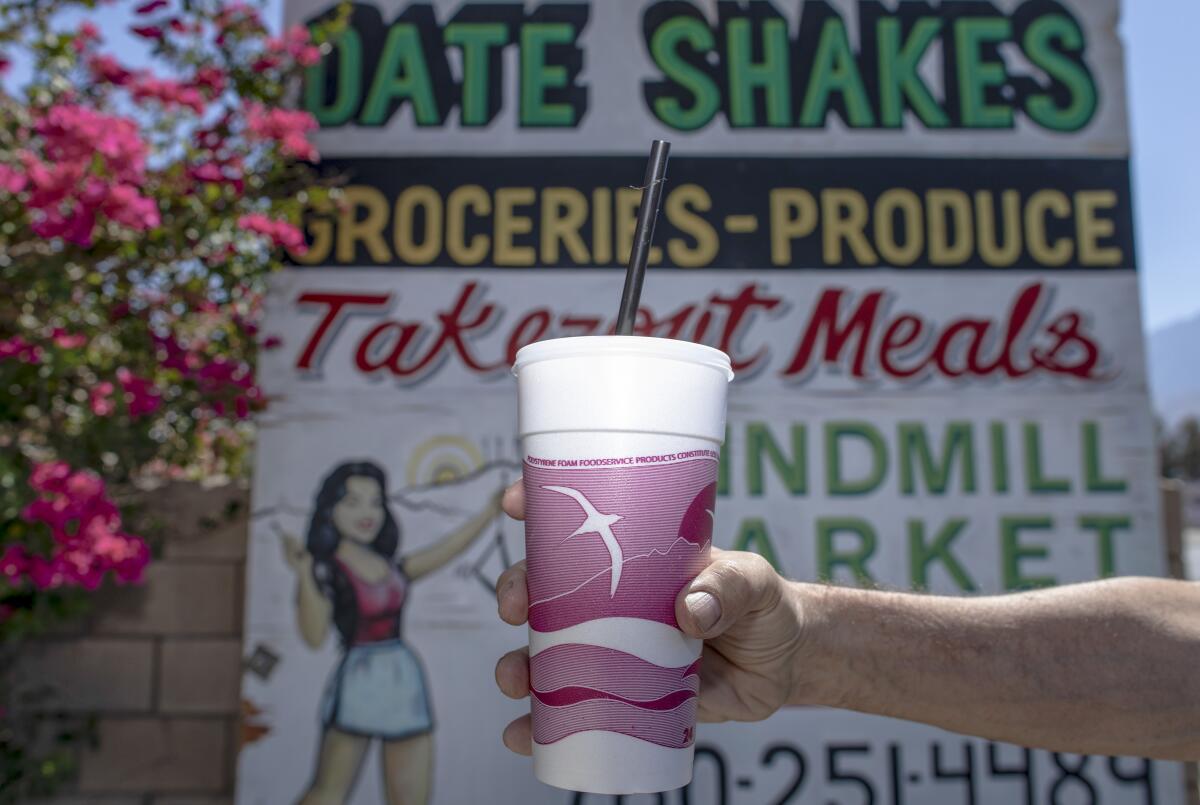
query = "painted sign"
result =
(236, 1, 1183, 803)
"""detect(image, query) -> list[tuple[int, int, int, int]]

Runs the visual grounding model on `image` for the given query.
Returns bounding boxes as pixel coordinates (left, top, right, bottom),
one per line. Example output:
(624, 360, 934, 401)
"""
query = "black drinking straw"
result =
(615, 139, 671, 335)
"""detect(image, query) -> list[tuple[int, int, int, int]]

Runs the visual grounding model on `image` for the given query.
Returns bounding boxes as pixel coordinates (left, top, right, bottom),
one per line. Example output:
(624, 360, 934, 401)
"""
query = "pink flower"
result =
(31, 205, 97, 246)
(242, 102, 318, 162)
(23, 156, 86, 208)
(262, 25, 322, 68)
(0, 546, 29, 584)
(130, 74, 206, 114)
(251, 55, 280, 73)
(90, 381, 116, 415)
(21, 105, 160, 244)
(238, 212, 308, 254)
(116, 367, 162, 417)
(193, 122, 227, 151)
(214, 2, 263, 36)
(36, 105, 148, 182)
(0, 336, 43, 364)
(0, 164, 25, 194)
(51, 328, 88, 349)
(297, 44, 322, 67)
(15, 461, 150, 590)
(190, 163, 222, 182)
(191, 65, 226, 96)
(88, 54, 134, 86)
(135, 0, 168, 13)
(130, 25, 164, 40)
(73, 21, 102, 52)
(103, 184, 161, 230)
(0, 55, 10, 75)
(65, 470, 105, 502)
(29, 461, 72, 493)
(187, 160, 226, 181)
(262, 335, 283, 350)
(152, 329, 263, 418)
(188, 156, 245, 195)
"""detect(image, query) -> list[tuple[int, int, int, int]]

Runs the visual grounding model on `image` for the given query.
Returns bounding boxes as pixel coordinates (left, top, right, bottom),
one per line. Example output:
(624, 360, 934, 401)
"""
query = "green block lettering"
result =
(990, 421, 1009, 494)
(746, 422, 807, 496)
(898, 421, 976, 495)
(877, 17, 947, 128)
(521, 23, 577, 126)
(800, 17, 875, 128)
(817, 517, 876, 584)
(1023, 422, 1070, 494)
(649, 16, 720, 131)
(1023, 14, 1097, 132)
(727, 17, 791, 127)
(1078, 514, 1131, 578)
(445, 23, 509, 126)
(362, 24, 440, 126)
(1082, 421, 1126, 493)
(954, 17, 1014, 128)
(826, 421, 888, 496)
(304, 26, 363, 127)
(1001, 516, 1055, 590)
(908, 518, 976, 591)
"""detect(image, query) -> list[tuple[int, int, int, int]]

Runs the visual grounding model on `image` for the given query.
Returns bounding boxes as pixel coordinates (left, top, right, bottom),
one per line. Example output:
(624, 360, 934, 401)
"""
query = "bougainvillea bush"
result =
(0, 0, 337, 795)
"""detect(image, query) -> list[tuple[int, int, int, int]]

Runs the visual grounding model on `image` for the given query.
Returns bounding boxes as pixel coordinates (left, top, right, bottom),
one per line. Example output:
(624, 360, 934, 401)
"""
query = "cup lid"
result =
(513, 336, 733, 382)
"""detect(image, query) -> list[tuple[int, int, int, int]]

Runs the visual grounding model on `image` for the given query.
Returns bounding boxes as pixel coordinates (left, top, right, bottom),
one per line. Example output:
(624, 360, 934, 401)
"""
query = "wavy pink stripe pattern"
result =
(531, 643, 700, 700)
(530, 643, 700, 749)
(533, 686, 696, 710)
(532, 696, 697, 749)
(524, 458, 716, 632)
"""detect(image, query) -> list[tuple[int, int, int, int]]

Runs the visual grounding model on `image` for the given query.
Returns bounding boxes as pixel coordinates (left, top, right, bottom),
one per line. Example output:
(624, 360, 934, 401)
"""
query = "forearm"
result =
(405, 501, 496, 579)
(295, 573, 331, 647)
(794, 578, 1200, 760)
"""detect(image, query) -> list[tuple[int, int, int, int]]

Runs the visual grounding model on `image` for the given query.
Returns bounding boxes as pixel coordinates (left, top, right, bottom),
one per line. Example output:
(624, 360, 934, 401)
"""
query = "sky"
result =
(1123, 0, 1200, 331)
(10, 0, 1197, 333)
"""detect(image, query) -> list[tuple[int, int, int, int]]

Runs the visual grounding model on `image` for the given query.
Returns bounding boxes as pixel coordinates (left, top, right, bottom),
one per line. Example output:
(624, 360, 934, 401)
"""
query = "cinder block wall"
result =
(19, 482, 250, 805)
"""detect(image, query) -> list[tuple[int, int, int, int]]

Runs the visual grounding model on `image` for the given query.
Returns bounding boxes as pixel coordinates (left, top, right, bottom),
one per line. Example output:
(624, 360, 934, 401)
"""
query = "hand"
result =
(280, 531, 313, 574)
(493, 479, 809, 756)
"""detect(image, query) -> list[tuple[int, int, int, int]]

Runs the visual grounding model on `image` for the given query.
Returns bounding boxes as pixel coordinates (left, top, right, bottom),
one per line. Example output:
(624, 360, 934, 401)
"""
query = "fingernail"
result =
(686, 591, 721, 632)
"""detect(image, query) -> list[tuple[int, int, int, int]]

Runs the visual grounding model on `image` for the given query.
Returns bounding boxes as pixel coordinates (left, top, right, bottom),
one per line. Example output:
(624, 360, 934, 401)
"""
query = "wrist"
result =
(786, 582, 852, 709)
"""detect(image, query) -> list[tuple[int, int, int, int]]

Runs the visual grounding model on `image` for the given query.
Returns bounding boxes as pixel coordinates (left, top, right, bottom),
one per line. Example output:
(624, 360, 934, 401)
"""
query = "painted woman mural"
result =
(281, 461, 499, 804)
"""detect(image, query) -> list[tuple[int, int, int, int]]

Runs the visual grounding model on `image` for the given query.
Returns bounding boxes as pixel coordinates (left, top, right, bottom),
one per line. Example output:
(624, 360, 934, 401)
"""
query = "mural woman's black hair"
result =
(305, 461, 403, 645)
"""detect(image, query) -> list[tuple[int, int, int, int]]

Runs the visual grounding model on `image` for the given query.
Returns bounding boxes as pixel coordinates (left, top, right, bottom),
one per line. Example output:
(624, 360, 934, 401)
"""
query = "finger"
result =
(675, 551, 781, 639)
(502, 714, 533, 756)
(502, 479, 525, 520)
(695, 646, 737, 723)
(495, 560, 529, 626)
(494, 646, 530, 699)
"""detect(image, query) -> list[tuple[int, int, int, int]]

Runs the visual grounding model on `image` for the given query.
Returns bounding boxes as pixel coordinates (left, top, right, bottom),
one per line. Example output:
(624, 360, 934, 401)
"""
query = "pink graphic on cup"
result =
(523, 458, 717, 633)
(530, 643, 700, 748)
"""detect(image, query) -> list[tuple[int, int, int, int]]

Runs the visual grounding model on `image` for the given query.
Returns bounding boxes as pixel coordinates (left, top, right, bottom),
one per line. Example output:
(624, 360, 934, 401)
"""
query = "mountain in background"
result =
(1148, 313, 1200, 425)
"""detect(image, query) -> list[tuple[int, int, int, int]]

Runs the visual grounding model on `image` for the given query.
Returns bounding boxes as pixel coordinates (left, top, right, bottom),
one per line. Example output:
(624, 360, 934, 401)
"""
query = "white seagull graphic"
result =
(543, 485, 624, 597)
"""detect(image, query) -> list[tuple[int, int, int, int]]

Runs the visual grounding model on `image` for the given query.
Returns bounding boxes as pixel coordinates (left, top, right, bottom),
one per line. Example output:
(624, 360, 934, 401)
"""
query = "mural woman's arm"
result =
(402, 493, 502, 580)
(282, 533, 332, 648)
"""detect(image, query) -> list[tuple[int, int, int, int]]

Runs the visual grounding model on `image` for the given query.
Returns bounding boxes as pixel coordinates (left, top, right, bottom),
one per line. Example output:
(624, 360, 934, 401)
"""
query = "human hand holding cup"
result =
(509, 336, 733, 793)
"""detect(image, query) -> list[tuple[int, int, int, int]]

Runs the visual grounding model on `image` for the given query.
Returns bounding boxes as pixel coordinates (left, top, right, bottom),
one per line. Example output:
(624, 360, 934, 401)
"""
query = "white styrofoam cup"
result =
(514, 336, 733, 794)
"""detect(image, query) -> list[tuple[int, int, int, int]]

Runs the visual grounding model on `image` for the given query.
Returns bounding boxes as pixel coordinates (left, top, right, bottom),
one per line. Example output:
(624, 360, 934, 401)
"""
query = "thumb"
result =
(675, 551, 782, 639)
